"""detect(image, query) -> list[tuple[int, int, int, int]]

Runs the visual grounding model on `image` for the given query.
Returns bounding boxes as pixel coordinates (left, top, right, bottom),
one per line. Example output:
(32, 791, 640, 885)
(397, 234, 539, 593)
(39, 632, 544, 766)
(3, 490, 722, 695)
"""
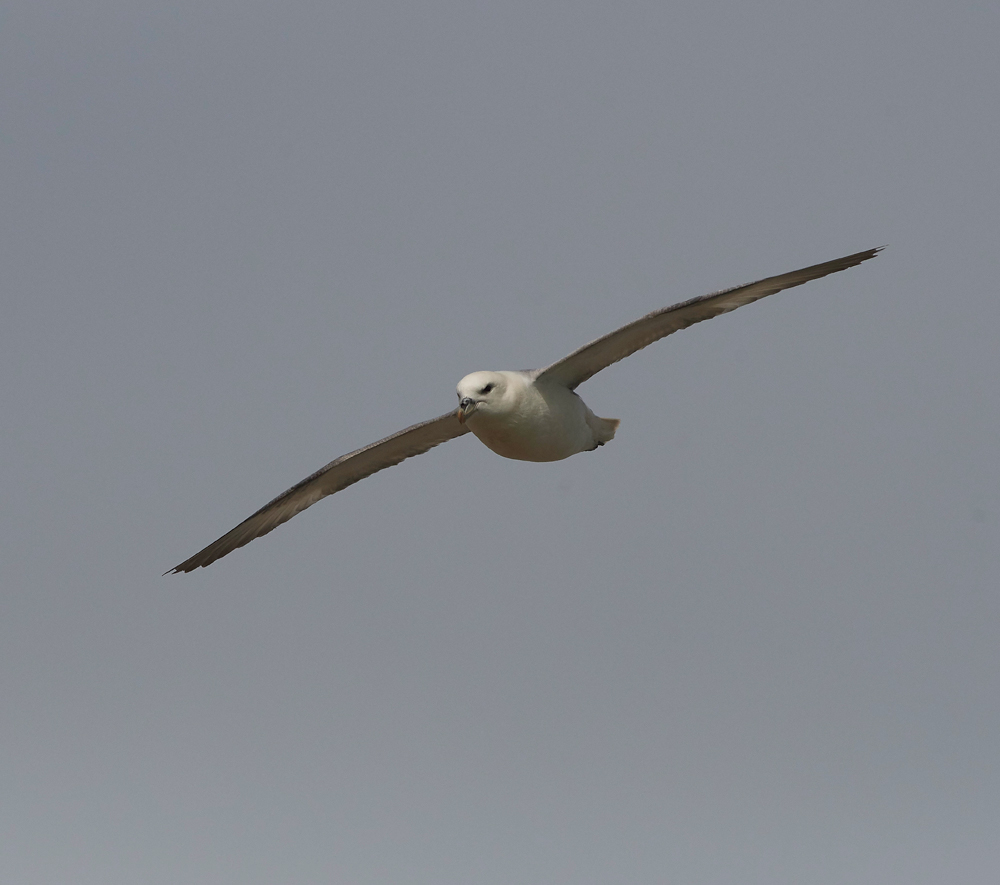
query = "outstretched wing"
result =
(534, 247, 882, 390)
(168, 410, 469, 573)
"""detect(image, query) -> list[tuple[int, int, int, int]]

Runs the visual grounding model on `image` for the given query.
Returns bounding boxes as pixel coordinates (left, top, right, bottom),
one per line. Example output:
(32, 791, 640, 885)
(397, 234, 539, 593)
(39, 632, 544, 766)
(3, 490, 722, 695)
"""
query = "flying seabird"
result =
(168, 247, 881, 573)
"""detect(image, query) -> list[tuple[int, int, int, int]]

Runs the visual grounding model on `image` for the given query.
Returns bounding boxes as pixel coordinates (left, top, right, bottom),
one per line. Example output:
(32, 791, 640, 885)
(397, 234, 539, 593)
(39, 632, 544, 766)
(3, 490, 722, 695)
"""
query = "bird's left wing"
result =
(534, 247, 882, 390)
(167, 410, 469, 573)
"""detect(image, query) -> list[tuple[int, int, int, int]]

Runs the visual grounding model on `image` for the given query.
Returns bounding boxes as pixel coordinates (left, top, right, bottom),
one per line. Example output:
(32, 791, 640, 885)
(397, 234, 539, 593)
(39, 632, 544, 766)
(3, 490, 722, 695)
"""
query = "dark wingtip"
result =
(851, 245, 883, 260)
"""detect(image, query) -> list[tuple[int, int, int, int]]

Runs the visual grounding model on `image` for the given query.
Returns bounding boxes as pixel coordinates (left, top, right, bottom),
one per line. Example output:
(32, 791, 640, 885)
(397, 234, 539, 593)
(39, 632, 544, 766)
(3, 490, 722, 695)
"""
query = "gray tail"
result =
(586, 414, 620, 446)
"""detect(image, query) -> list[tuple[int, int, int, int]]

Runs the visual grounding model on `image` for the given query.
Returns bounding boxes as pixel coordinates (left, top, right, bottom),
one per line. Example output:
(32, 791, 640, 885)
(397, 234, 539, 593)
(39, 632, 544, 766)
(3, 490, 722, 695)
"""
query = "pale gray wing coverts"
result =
(168, 411, 469, 573)
(534, 247, 881, 390)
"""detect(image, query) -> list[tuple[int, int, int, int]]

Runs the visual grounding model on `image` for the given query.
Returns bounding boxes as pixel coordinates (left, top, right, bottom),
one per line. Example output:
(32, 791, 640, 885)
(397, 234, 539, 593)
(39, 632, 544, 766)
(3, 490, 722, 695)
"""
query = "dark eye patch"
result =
(480, 383, 494, 394)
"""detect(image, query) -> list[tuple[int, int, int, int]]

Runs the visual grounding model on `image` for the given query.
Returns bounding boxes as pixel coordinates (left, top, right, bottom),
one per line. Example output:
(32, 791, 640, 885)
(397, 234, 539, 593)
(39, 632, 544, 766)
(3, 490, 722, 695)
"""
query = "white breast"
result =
(466, 374, 597, 462)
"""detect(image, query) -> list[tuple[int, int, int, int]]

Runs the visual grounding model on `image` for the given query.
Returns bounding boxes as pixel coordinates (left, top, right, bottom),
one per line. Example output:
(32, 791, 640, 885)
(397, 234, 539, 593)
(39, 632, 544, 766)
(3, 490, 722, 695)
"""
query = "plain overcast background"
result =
(2, 2, 998, 883)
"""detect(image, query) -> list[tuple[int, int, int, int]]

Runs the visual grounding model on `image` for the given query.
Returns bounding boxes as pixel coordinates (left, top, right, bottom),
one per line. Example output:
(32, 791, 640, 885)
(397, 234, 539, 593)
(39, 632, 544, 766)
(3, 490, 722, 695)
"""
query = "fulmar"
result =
(168, 247, 881, 573)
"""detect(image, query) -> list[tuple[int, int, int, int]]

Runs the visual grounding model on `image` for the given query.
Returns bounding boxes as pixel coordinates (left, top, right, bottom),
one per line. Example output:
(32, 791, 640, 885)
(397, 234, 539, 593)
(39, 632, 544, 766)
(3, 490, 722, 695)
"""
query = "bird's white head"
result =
(456, 371, 509, 424)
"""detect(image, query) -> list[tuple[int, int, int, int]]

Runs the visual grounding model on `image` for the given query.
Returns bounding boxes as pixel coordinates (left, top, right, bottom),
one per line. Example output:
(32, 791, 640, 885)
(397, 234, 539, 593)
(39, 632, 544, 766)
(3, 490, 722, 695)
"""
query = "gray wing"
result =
(534, 247, 882, 390)
(167, 410, 470, 573)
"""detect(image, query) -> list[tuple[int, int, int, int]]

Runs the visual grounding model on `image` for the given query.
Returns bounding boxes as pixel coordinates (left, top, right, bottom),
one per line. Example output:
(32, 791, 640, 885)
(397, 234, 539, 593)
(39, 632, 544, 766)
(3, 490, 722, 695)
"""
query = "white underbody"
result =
(460, 371, 618, 462)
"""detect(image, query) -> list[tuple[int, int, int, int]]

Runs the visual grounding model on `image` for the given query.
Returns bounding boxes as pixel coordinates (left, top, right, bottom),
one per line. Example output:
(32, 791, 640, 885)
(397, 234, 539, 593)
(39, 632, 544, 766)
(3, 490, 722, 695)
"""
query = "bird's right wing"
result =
(534, 247, 882, 390)
(167, 410, 470, 573)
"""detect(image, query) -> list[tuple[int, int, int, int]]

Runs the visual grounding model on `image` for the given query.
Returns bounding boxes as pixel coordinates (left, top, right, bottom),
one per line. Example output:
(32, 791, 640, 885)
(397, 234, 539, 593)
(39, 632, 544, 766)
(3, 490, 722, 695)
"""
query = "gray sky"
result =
(2, 2, 998, 883)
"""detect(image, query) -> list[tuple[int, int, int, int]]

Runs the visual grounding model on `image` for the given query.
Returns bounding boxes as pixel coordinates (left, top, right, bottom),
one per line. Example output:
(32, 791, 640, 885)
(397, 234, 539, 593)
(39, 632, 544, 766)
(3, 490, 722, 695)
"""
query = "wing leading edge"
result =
(534, 247, 882, 390)
(168, 410, 469, 573)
